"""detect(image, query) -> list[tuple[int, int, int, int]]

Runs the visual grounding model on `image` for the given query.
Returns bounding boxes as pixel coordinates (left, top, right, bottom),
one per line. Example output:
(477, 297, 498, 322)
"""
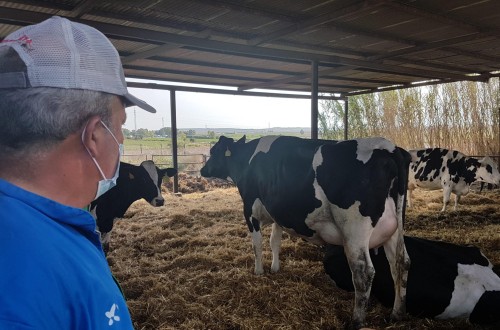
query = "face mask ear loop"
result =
(81, 122, 108, 180)
(100, 120, 120, 145)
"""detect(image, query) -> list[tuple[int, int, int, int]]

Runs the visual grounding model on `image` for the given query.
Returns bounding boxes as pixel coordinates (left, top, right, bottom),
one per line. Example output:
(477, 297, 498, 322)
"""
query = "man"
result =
(0, 16, 156, 329)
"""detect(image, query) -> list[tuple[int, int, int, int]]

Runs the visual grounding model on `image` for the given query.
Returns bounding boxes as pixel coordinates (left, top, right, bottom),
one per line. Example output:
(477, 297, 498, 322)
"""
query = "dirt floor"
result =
(107, 177, 499, 330)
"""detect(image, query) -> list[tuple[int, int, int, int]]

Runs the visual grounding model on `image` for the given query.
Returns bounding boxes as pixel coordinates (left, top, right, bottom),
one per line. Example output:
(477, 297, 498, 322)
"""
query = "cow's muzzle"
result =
(152, 198, 164, 206)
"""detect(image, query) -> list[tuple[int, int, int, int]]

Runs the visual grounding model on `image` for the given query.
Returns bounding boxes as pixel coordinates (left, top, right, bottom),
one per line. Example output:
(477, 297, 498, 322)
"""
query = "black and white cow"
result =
(408, 148, 500, 211)
(90, 160, 176, 253)
(324, 236, 500, 326)
(200, 135, 411, 328)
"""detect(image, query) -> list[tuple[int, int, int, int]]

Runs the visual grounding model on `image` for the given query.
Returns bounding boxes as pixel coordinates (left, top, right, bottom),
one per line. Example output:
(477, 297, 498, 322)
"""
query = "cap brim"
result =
(123, 93, 156, 113)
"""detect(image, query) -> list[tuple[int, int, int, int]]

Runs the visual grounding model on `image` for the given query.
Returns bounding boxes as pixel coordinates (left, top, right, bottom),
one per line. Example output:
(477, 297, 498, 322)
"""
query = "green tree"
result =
(318, 99, 344, 140)
(178, 131, 187, 151)
(122, 128, 132, 139)
(135, 128, 153, 139)
(156, 127, 171, 137)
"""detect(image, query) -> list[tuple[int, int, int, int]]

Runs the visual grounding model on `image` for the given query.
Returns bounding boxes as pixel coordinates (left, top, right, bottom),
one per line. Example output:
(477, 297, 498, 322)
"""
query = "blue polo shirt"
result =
(0, 179, 134, 329)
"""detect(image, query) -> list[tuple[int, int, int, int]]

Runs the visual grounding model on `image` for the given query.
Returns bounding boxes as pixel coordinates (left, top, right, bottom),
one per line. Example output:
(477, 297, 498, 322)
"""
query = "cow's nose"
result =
(153, 198, 164, 206)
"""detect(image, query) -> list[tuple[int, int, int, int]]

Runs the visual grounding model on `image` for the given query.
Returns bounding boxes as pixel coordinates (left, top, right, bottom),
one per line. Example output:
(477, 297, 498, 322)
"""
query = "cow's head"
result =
(476, 156, 500, 185)
(134, 160, 176, 206)
(200, 135, 246, 180)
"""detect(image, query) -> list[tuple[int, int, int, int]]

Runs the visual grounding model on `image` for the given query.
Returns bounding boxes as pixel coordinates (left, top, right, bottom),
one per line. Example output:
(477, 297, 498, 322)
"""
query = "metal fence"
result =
(122, 153, 207, 175)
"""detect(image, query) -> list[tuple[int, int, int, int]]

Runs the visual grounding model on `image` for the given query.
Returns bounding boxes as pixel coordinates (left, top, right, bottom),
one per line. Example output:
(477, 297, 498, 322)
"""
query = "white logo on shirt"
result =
(105, 303, 121, 326)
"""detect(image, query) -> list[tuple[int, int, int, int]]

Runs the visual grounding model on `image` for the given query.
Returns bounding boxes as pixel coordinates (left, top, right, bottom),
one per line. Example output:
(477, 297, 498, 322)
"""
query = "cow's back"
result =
(409, 148, 456, 190)
(315, 138, 405, 227)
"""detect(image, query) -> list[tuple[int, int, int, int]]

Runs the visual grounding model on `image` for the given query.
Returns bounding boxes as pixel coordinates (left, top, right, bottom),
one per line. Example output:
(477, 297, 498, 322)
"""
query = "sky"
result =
(123, 79, 313, 131)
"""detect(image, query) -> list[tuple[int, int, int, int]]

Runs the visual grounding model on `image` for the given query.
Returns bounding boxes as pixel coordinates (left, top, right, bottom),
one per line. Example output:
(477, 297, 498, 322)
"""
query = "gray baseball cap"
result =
(0, 16, 156, 113)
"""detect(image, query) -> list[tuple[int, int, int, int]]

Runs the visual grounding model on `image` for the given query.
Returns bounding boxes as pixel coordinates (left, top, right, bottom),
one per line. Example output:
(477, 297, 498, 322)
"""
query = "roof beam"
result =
(346, 72, 500, 96)
(122, 27, 218, 64)
(385, 1, 500, 37)
(8, 2, 494, 79)
(369, 33, 491, 60)
(139, 53, 405, 88)
(125, 81, 345, 101)
(190, 0, 296, 23)
(66, 0, 99, 18)
(122, 43, 183, 64)
(2, 0, 72, 11)
(73, 16, 481, 81)
(247, 0, 392, 46)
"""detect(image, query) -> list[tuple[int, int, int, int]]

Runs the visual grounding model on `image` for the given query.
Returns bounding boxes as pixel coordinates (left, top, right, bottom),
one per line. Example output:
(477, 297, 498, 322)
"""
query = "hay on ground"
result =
(108, 180, 499, 330)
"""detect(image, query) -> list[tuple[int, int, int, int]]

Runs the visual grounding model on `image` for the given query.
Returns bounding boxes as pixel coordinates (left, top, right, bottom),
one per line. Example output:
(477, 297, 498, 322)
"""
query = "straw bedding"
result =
(107, 178, 499, 330)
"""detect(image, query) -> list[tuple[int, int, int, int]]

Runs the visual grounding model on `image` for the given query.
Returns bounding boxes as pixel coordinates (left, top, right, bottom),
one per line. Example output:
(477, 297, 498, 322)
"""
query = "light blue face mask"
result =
(82, 120, 123, 200)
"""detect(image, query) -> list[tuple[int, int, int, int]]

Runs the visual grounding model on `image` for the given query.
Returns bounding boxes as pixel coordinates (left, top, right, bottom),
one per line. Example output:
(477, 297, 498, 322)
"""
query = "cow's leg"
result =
(454, 194, 461, 211)
(383, 229, 410, 321)
(344, 239, 374, 329)
(100, 231, 111, 255)
(406, 184, 414, 208)
(246, 215, 265, 275)
(251, 229, 264, 275)
(442, 186, 452, 212)
(270, 222, 283, 273)
(342, 217, 375, 329)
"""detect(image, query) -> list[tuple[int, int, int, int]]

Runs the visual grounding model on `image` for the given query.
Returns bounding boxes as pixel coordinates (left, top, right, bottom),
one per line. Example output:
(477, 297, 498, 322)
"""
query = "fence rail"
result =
(122, 153, 207, 175)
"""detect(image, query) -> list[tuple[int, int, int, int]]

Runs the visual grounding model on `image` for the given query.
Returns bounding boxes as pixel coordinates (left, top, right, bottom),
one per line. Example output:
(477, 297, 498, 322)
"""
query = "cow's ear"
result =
(165, 168, 177, 177)
(236, 135, 246, 144)
(129, 172, 135, 180)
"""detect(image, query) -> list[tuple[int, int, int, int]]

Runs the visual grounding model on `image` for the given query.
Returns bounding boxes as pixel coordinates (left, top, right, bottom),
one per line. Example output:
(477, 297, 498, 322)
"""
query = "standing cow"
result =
(90, 160, 176, 253)
(324, 236, 500, 326)
(408, 148, 500, 211)
(200, 135, 411, 329)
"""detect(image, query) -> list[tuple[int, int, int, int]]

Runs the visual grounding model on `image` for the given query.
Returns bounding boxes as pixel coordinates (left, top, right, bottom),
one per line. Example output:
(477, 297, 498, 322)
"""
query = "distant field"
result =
(122, 132, 310, 171)
(124, 130, 309, 152)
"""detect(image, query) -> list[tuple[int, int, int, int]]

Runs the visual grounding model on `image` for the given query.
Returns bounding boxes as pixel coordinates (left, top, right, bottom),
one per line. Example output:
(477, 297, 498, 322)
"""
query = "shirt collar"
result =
(0, 178, 97, 233)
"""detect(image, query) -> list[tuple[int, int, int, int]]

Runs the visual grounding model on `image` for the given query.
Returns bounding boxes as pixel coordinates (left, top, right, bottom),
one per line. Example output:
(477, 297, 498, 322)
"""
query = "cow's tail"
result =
(396, 147, 411, 228)
(390, 146, 412, 320)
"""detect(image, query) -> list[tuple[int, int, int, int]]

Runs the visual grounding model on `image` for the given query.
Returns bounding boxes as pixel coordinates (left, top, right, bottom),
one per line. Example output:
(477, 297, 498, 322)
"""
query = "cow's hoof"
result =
(349, 320, 365, 330)
(390, 311, 407, 322)
(254, 269, 265, 275)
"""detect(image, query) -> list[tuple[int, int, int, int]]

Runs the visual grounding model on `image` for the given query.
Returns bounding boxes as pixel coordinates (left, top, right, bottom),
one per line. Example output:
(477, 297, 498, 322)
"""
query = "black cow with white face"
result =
(324, 236, 500, 326)
(200, 135, 411, 329)
(90, 160, 176, 253)
(408, 148, 500, 211)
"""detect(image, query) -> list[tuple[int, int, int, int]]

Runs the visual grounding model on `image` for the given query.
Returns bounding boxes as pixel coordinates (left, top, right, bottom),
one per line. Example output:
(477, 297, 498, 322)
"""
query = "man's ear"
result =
(81, 116, 103, 158)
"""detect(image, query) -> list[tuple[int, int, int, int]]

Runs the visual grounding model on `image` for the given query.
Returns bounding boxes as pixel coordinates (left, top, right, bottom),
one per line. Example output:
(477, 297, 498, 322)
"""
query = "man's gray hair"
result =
(0, 87, 115, 155)
(0, 47, 115, 157)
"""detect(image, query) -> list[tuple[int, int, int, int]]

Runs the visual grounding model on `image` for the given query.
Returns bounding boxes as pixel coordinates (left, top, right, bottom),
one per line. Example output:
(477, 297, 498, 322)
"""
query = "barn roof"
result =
(1, 0, 500, 99)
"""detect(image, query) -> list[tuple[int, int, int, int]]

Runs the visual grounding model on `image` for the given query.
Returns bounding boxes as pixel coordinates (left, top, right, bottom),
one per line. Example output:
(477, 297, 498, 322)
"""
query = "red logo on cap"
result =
(1, 35, 32, 48)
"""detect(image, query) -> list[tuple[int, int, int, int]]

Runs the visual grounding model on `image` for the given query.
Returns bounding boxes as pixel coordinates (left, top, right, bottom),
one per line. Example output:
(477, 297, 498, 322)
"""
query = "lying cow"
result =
(324, 236, 500, 326)
(200, 135, 411, 328)
(408, 148, 500, 211)
(90, 160, 176, 253)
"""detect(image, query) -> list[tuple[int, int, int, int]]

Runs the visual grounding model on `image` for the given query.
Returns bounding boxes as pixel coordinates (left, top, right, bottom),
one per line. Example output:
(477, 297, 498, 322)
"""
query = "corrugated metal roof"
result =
(0, 0, 499, 97)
